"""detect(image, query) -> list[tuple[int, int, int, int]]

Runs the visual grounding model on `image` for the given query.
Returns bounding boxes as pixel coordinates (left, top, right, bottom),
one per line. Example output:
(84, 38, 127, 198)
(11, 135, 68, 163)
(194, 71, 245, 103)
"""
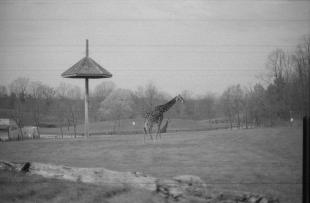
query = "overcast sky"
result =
(0, 0, 309, 96)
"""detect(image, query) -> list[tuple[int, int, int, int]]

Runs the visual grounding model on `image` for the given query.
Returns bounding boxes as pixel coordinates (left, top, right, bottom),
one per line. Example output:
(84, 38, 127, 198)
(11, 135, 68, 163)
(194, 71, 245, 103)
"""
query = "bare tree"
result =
(9, 77, 29, 102)
(8, 78, 31, 140)
(243, 87, 251, 129)
(55, 82, 83, 138)
(56, 82, 70, 98)
(50, 100, 66, 138)
(28, 82, 55, 138)
(144, 82, 159, 110)
(67, 86, 82, 100)
(130, 88, 145, 118)
(293, 36, 310, 116)
(56, 82, 81, 99)
(0, 85, 8, 96)
(28, 81, 48, 138)
(91, 81, 115, 121)
(99, 89, 132, 133)
(10, 101, 25, 140)
(221, 88, 234, 129)
(130, 83, 166, 118)
(221, 85, 244, 129)
(247, 84, 267, 127)
(42, 85, 55, 106)
(68, 103, 81, 138)
(178, 90, 195, 119)
(196, 94, 216, 120)
(232, 85, 244, 128)
(266, 49, 286, 82)
(93, 81, 115, 100)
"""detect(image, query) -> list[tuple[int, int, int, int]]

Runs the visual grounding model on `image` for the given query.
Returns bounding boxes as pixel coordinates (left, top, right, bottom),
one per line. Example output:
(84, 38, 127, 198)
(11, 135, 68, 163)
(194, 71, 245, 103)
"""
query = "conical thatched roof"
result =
(61, 56, 112, 78)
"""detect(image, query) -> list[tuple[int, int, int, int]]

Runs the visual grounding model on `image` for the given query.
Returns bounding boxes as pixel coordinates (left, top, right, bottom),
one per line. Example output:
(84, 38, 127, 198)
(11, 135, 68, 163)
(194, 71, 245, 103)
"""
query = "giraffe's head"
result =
(176, 94, 185, 103)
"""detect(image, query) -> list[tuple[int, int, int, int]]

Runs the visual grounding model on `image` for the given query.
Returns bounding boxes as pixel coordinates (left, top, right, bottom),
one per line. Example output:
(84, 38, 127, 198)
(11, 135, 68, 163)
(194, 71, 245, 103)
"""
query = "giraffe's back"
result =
(145, 110, 163, 123)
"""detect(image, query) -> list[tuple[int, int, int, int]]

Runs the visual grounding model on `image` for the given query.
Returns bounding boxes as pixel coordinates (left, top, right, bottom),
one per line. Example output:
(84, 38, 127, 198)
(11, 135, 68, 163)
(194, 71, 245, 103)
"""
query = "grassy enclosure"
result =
(0, 127, 302, 203)
(37, 118, 241, 137)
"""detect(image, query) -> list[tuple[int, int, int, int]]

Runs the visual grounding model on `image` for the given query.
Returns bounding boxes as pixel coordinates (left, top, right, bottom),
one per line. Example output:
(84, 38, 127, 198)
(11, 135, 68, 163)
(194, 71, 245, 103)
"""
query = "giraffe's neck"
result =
(157, 97, 177, 113)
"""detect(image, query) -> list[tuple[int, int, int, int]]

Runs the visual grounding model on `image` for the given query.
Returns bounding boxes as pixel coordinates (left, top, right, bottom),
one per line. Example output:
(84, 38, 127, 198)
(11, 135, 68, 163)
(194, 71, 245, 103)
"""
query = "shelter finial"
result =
(86, 39, 89, 57)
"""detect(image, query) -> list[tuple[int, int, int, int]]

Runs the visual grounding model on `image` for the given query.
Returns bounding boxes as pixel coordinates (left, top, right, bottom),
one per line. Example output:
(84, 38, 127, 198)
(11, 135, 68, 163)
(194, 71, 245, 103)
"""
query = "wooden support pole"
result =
(84, 39, 89, 137)
(85, 78, 89, 137)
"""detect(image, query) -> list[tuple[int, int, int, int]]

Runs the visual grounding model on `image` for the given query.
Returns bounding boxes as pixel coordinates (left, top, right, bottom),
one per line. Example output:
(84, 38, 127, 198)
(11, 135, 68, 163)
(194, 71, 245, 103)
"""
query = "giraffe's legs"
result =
(148, 125, 153, 140)
(156, 125, 160, 140)
(156, 124, 161, 140)
(156, 119, 163, 140)
(144, 120, 152, 143)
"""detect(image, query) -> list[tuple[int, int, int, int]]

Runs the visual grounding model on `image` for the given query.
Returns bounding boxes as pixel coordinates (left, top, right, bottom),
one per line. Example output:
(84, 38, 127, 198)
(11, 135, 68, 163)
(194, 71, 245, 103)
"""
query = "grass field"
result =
(0, 127, 302, 203)
(38, 118, 232, 137)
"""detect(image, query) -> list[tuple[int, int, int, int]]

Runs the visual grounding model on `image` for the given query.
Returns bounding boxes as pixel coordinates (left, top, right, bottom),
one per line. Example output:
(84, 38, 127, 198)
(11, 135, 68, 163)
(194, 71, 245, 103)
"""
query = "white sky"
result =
(0, 0, 309, 96)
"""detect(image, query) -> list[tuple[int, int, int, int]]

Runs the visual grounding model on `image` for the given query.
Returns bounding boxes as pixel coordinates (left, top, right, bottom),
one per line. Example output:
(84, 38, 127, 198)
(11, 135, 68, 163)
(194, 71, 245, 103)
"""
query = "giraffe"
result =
(143, 94, 184, 142)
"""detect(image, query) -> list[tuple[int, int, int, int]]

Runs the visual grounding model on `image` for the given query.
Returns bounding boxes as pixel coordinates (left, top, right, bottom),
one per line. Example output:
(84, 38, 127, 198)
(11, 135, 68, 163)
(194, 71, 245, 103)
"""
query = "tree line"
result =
(220, 36, 309, 127)
(0, 36, 308, 138)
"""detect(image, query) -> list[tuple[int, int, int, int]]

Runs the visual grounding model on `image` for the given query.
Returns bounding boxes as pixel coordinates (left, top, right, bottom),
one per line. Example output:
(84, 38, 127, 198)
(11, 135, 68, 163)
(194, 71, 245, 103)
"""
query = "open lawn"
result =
(0, 127, 302, 203)
(38, 118, 232, 137)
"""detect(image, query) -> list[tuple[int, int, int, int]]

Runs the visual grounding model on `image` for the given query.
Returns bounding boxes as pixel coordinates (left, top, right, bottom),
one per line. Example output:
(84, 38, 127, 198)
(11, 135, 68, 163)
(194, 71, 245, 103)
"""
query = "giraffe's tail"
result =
(143, 126, 147, 134)
(143, 122, 148, 143)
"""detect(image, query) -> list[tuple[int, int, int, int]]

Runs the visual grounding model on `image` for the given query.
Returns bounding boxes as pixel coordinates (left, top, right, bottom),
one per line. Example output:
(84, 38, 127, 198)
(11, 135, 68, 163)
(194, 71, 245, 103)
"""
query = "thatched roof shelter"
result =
(61, 55, 112, 78)
(61, 40, 112, 137)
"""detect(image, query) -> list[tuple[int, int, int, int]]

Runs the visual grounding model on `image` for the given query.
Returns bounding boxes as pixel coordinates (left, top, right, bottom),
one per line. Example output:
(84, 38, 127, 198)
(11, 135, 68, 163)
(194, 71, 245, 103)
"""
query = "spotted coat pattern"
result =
(143, 95, 184, 141)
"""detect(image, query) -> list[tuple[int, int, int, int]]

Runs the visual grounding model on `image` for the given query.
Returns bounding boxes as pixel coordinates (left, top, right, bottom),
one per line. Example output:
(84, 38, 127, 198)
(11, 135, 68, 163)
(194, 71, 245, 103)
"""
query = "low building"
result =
(0, 118, 39, 141)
